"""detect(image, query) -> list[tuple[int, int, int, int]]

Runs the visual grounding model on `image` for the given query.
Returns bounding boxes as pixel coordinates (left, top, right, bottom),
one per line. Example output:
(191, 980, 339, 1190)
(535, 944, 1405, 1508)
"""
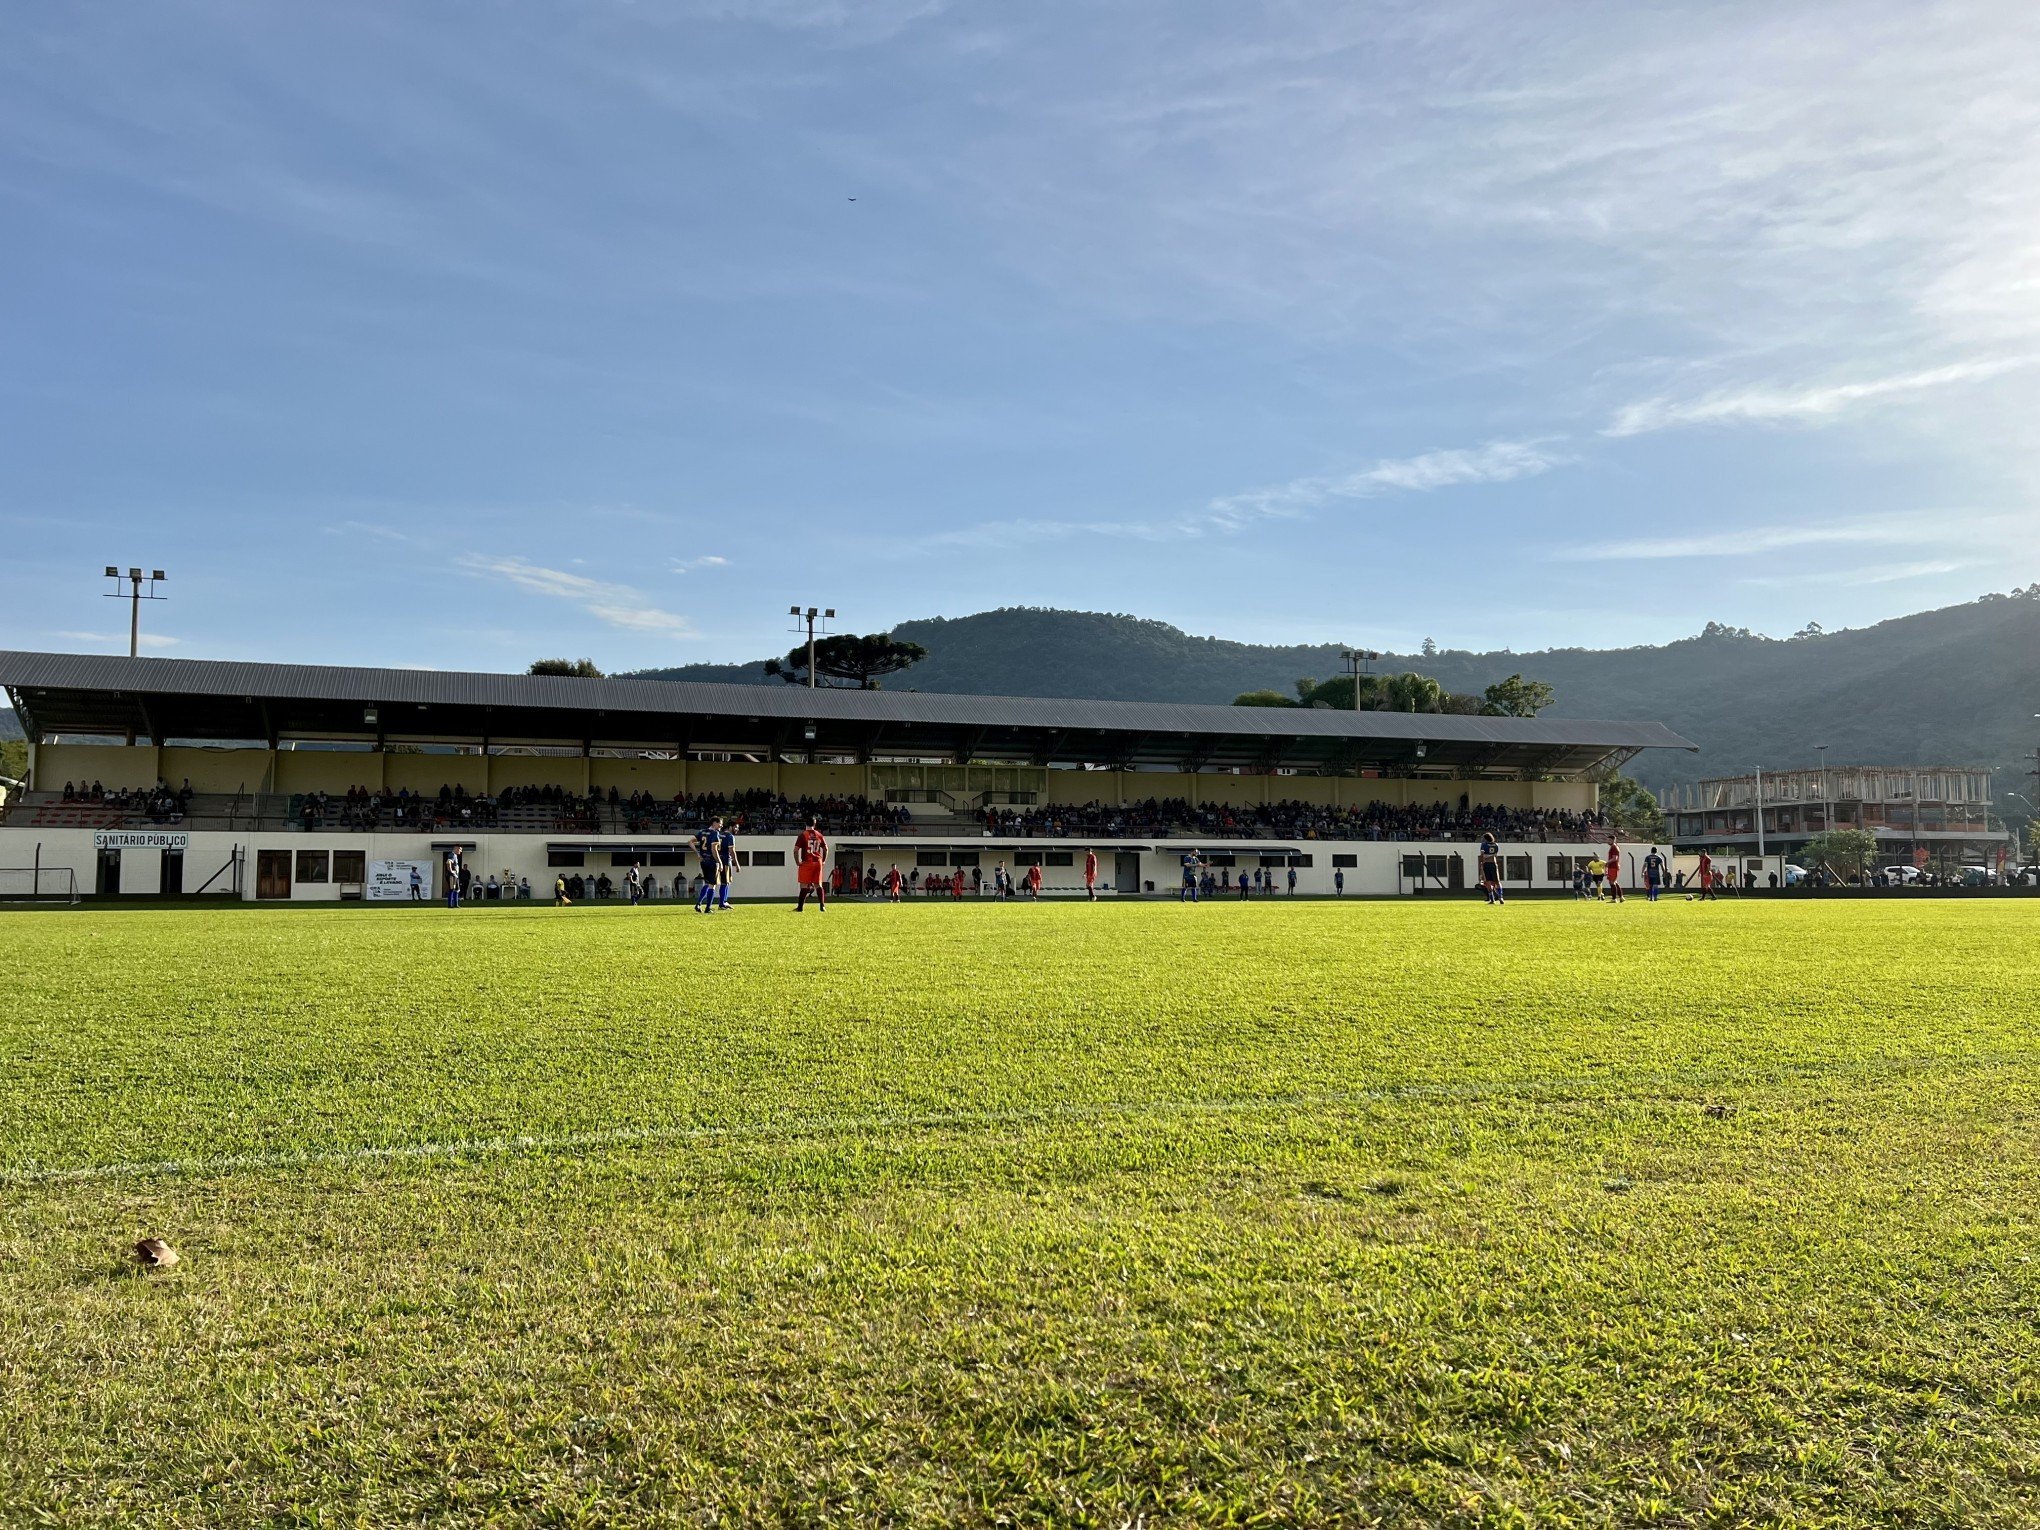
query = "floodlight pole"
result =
(788, 604, 836, 688)
(102, 565, 168, 658)
(1340, 648, 1380, 710)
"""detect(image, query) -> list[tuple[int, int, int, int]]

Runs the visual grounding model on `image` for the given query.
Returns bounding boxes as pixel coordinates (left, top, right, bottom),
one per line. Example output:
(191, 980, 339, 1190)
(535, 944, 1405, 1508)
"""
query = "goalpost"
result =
(0, 867, 81, 905)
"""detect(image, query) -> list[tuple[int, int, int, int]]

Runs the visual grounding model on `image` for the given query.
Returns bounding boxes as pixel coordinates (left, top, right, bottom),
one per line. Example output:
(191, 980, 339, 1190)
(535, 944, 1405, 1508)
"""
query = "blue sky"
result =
(4, 0, 2038, 671)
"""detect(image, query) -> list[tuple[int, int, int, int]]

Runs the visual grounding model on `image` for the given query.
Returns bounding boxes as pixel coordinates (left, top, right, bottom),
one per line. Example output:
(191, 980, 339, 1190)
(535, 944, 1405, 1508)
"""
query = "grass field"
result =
(2, 898, 2037, 1526)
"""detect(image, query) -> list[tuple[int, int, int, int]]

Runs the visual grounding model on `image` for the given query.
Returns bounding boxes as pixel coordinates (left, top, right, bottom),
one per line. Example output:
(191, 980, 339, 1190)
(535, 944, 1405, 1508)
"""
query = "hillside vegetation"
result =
(634, 593, 2040, 789)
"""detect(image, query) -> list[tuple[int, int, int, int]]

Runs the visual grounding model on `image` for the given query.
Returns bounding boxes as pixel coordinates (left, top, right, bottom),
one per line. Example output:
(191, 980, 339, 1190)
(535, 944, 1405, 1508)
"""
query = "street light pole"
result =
(1339, 648, 1379, 710)
(1814, 743, 1829, 838)
(1752, 764, 1767, 860)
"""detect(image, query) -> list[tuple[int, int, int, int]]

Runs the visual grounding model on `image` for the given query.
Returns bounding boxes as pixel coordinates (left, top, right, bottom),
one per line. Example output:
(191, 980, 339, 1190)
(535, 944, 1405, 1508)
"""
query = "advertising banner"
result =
(366, 859, 432, 901)
(93, 830, 188, 851)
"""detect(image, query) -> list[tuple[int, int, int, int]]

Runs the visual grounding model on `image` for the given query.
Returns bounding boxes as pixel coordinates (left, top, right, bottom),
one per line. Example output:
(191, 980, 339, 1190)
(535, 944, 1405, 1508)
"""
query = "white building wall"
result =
(2, 827, 1667, 901)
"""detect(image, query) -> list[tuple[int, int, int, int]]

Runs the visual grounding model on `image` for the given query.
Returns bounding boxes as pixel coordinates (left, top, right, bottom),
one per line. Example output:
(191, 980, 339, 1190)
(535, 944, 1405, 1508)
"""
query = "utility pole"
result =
(1752, 765, 1767, 860)
(788, 605, 835, 689)
(103, 566, 167, 658)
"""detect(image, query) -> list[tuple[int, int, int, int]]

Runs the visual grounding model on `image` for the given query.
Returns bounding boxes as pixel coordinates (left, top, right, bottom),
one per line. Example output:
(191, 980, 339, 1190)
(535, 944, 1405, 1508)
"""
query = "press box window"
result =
(295, 850, 329, 884)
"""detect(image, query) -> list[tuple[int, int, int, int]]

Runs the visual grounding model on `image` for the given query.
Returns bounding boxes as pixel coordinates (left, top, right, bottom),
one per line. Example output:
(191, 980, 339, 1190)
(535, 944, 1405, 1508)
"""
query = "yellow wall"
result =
(589, 756, 682, 795)
(24, 740, 1603, 814)
(489, 754, 591, 793)
(274, 750, 380, 795)
(778, 763, 871, 798)
(384, 753, 488, 796)
(34, 743, 158, 791)
(159, 747, 273, 795)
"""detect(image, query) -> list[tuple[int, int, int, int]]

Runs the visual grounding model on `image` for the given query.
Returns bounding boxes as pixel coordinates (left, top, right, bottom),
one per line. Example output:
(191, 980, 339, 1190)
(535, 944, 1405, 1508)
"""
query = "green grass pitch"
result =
(2, 898, 2036, 1526)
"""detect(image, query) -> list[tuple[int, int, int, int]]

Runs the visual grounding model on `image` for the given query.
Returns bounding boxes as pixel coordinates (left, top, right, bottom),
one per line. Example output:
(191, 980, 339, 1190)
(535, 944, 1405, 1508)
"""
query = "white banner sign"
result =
(93, 830, 188, 851)
(366, 859, 433, 901)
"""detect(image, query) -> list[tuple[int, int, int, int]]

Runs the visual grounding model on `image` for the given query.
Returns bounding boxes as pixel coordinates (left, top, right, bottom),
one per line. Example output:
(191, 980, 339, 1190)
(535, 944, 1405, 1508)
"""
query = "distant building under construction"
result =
(1668, 765, 2012, 872)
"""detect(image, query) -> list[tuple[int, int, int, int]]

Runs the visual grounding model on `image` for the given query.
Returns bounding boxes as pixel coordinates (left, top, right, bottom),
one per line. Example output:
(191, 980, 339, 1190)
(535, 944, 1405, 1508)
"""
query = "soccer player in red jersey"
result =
(1084, 848, 1098, 901)
(1025, 862, 1043, 899)
(1604, 840, 1625, 903)
(794, 817, 828, 912)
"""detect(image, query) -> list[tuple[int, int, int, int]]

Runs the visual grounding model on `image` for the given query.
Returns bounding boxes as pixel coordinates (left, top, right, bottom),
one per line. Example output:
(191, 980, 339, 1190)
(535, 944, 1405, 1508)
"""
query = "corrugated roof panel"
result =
(0, 650, 1697, 752)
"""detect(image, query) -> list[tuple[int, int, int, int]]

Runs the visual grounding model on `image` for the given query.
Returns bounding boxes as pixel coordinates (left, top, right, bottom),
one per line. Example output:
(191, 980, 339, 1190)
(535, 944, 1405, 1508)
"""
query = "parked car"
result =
(1783, 863, 1810, 886)
(1881, 864, 1924, 884)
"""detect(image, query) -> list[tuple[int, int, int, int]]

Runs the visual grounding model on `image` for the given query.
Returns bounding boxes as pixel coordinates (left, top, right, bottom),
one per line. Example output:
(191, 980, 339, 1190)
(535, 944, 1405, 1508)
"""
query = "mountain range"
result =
(629, 594, 2040, 798)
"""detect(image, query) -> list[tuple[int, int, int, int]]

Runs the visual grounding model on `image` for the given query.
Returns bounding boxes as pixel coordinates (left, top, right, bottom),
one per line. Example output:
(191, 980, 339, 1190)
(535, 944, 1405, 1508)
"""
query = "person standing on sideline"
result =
(444, 850, 462, 909)
(408, 864, 423, 902)
(794, 818, 829, 912)
(1478, 832, 1504, 906)
(1084, 848, 1099, 901)
(1287, 864, 1298, 897)
(1643, 845, 1666, 902)
(1696, 850, 1717, 901)
(1334, 867, 1345, 897)
(624, 863, 642, 906)
(694, 821, 722, 913)
(1237, 868, 1250, 900)
(1604, 841, 1625, 903)
(716, 821, 739, 910)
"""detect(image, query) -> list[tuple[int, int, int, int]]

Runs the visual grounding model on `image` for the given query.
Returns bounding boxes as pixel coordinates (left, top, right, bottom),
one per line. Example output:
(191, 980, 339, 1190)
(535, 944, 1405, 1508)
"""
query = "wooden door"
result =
(256, 849, 292, 900)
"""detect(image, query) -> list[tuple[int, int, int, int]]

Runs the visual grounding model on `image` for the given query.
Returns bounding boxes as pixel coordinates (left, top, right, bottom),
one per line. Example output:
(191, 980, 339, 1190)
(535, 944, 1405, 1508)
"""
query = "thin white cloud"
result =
(1606, 357, 2032, 438)
(1566, 519, 1939, 562)
(1739, 559, 1978, 589)
(458, 556, 694, 639)
(321, 520, 415, 543)
(671, 555, 731, 573)
(936, 439, 1568, 550)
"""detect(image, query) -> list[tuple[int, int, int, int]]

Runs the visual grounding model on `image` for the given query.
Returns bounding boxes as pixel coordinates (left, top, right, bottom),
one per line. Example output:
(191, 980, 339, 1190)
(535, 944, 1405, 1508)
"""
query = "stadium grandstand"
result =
(1, 650, 1694, 900)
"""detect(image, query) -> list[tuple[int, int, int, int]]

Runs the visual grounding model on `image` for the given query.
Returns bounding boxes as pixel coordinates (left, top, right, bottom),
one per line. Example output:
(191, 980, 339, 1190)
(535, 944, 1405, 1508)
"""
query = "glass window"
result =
(1547, 856, 1573, 881)
(295, 850, 330, 883)
(1045, 851, 1074, 867)
(331, 850, 366, 884)
(917, 850, 948, 868)
(1287, 854, 1313, 867)
(1504, 855, 1531, 882)
(1015, 850, 1043, 866)
(1400, 854, 1424, 878)
(947, 851, 980, 868)
(1332, 853, 1357, 868)
(747, 851, 785, 867)
(547, 851, 585, 868)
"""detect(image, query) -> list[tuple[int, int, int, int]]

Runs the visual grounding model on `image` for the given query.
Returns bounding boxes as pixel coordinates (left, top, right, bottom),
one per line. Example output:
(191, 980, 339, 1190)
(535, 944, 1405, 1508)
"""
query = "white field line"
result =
(1, 1051, 2019, 1190)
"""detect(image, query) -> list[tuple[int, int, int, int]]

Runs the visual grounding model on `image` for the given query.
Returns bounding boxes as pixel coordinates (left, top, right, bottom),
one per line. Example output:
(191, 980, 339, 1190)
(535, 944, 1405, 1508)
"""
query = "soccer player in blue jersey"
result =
(1477, 832, 1504, 905)
(693, 821, 721, 913)
(716, 822, 738, 910)
(1180, 849, 1201, 902)
(1643, 845, 1667, 902)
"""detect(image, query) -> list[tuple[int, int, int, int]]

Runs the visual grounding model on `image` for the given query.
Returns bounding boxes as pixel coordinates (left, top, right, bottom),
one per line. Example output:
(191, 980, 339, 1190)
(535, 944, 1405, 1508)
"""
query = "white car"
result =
(1783, 863, 1810, 885)
(1880, 864, 1923, 884)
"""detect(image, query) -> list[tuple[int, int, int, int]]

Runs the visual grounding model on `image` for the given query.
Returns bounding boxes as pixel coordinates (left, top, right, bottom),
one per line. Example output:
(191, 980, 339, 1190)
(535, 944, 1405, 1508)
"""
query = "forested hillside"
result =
(634, 594, 2040, 791)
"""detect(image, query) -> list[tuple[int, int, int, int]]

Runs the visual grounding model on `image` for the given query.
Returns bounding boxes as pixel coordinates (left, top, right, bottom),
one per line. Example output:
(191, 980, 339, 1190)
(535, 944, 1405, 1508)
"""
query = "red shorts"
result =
(797, 860, 823, 886)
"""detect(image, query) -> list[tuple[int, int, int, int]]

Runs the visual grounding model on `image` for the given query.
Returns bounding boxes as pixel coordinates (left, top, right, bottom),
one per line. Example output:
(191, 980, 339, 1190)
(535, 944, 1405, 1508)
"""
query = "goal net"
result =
(0, 867, 81, 905)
